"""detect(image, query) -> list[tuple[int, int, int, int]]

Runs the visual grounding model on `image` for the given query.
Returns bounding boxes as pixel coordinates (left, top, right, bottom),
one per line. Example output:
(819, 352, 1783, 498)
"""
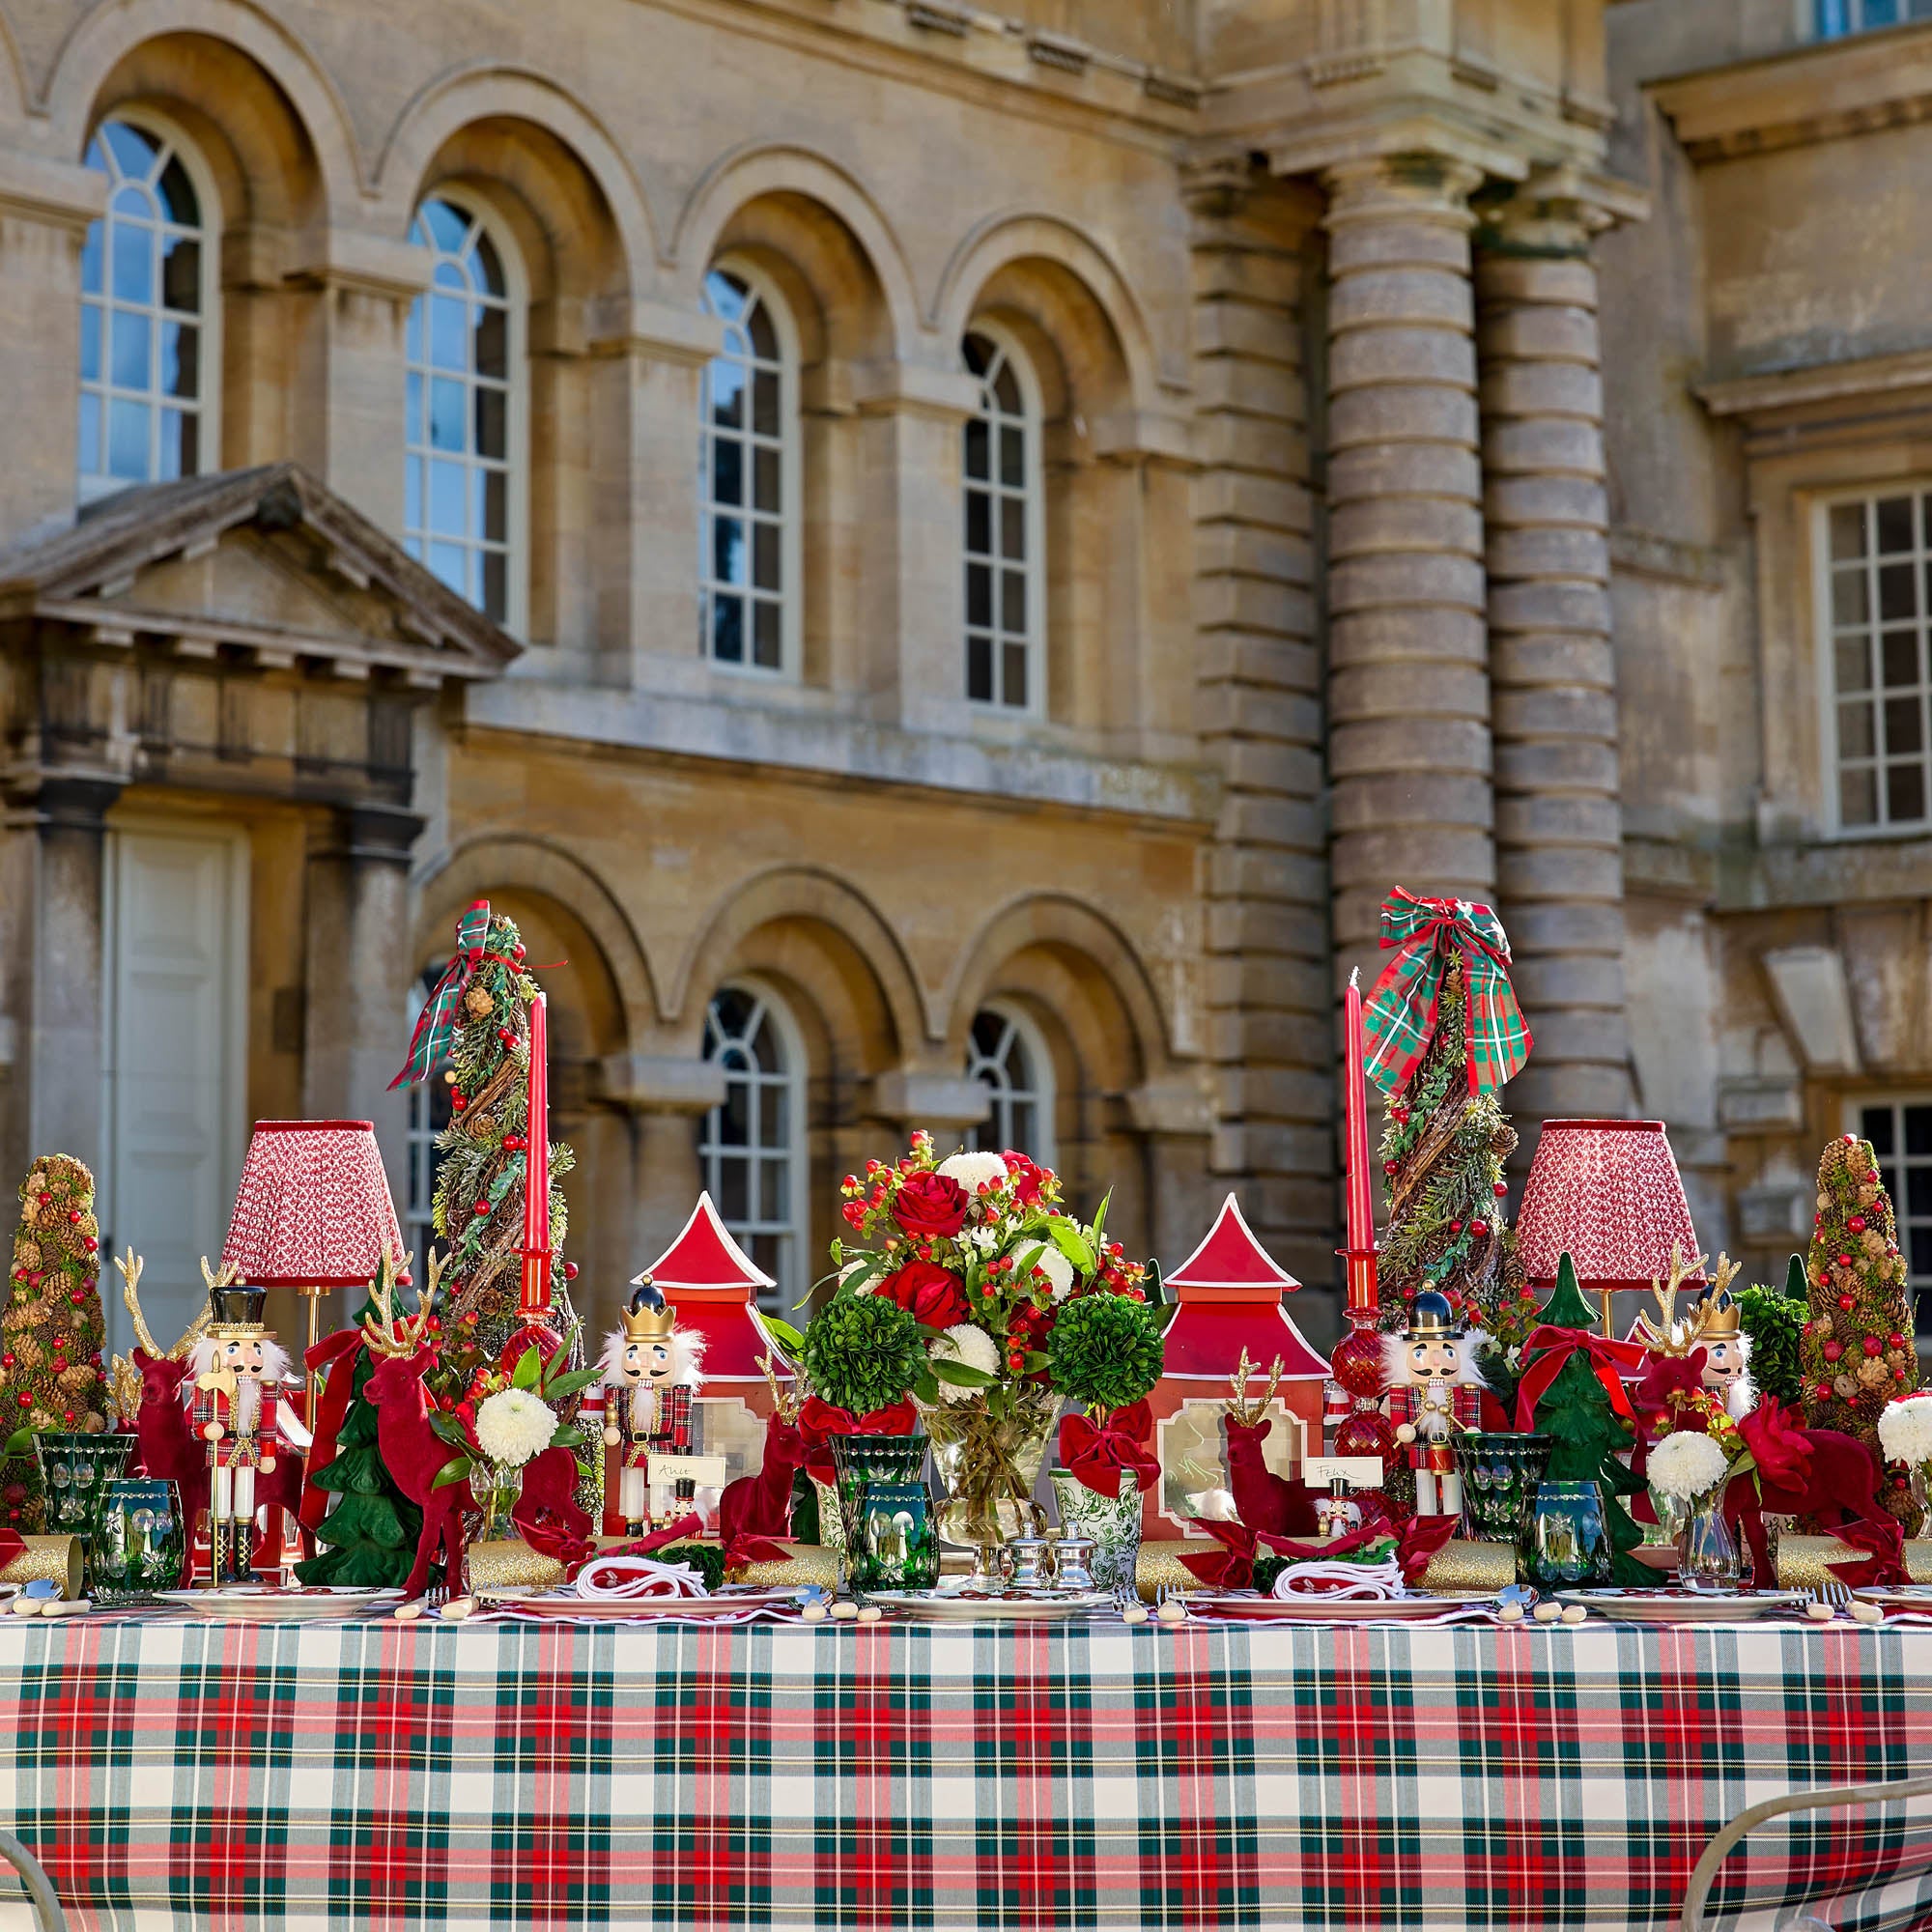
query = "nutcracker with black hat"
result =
(189, 1258, 291, 1583)
(600, 1272, 717, 1534)
(1383, 1290, 1489, 1519)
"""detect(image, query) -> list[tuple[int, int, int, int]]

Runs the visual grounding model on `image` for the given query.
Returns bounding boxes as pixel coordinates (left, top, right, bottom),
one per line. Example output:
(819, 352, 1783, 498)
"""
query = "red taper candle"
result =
(520, 989, 552, 1321)
(1340, 967, 1378, 1315)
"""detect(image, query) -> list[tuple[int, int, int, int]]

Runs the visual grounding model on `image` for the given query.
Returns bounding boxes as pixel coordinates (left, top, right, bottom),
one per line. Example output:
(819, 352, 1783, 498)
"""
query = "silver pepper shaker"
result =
(1007, 1537, 1052, 1590)
(1056, 1537, 1096, 1592)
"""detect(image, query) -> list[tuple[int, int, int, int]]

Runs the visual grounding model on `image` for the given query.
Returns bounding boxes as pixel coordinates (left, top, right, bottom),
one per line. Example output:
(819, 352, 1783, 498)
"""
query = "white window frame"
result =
(404, 186, 528, 634)
(1813, 480, 1932, 837)
(698, 258, 802, 681)
(1845, 1095, 1932, 1344)
(964, 1000, 1057, 1170)
(77, 108, 221, 504)
(961, 320, 1047, 719)
(698, 980, 808, 1312)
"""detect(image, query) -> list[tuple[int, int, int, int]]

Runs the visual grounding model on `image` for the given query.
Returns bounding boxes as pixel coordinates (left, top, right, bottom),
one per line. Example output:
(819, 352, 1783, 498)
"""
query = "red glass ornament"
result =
(1889, 1333, 1907, 1350)
(1848, 1215, 1866, 1233)
(1814, 1381, 1833, 1401)
(68, 1209, 82, 1225)
(452, 1094, 468, 1112)
(62, 1410, 73, 1425)
(472, 1202, 490, 1217)
(69, 1291, 84, 1306)
(1844, 1132, 1859, 1145)
(0, 1354, 11, 1368)
(512, 944, 526, 961)
(563, 1262, 580, 1282)
(14, 1392, 28, 1406)
(1471, 1218, 1490, 1238)
(498, 1030, 515, 1047)
(83, 1236, 97, 1253)
(1382, 1161, 1398, 1177)
(36, 1192, 48, 1205)
(1449, 1220, 1463, 1236)
(1897, 1368, 1911, 1383)
(1837, 1253, 1854, 1268)
(1493, 1182, 1509, 1199)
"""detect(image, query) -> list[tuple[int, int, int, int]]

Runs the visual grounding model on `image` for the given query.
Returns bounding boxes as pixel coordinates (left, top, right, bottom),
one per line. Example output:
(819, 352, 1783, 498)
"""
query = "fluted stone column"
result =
(1185, 159, 1335, 1290)
(1324, 158, 1494, 986)
(1475, 183, 1633, 1122)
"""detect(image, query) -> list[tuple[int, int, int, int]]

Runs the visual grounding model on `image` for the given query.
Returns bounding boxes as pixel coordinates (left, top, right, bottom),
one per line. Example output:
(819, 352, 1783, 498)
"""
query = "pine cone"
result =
(1814, 1313, 1835, 1339)
(1857, 1355, 1889, 1390)
(1862, 1230, 1888, 1259)
(1833, 1373, 1860, 1401)
(35, 1203, 62, 1234)
(13, 1240, 39, 1271)
(465, 985, 495, 1020)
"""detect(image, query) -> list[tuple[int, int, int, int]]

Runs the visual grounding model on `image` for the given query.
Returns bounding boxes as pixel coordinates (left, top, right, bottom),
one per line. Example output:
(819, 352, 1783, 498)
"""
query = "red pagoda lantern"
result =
(611, 1193, 795, 1529)
(1146, 1194, 1330, 1538)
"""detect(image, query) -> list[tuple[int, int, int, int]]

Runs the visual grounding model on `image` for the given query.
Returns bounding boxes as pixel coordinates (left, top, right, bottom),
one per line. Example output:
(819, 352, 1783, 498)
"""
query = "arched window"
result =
(405, 194, 524, 625)
(699, 266, 797, 674)
(78, 115, 217, 500)
(964, 1004, 1055, 1167)
(699, 983, 806, 1307)
(962, 327, 1044, 713)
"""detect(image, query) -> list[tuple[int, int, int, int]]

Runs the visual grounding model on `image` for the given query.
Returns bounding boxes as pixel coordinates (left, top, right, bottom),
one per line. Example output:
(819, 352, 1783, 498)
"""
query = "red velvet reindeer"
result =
(717, 1355, 807, 1554)
(359, 1256, 471, 1602)
(1223, 1350, 1320, 1539)
(112, 1252, 210, 1575)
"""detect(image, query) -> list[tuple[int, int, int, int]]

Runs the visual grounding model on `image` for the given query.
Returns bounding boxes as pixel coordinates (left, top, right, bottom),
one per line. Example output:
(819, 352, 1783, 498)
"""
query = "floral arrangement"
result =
(804, 1134, 1159, 1542)
(431, 1327, 598, 1498)
(1647, 1428, 1730, 1503)
(1879, 1394, 1932, 1475)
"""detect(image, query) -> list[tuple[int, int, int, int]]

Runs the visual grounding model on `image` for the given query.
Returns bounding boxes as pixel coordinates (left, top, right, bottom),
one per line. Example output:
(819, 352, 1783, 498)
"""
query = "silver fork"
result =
(1821, 1578, 1853, 1614)
(1114, 1584, 1148, 1624)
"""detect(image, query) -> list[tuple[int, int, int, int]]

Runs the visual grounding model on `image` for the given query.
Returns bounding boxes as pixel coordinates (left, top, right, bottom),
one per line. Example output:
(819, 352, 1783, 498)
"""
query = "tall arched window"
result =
(404, 969, 454, 1264)
(964, 1004, 1055, 1167)
(405, 194, 524, 625)
(962, 327, 1043, 713)
(699, 983, 806, 1307)
(699, 266, 797, 674)
(78, 116, 217, 500)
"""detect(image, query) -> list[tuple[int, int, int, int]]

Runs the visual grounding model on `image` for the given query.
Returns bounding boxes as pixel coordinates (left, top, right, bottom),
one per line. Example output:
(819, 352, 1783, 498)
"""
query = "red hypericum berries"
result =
(1471, 1218, 1490, 1238)
(0, 1354, 11, 1369)
(1493, 1182, 1509, 1198)
(69, 1291, 84, 1306)
(512, 944, 526, 961)
(452, 1094, 468, 1112)
(426, 1317, 441, 1332)
(68, 1209, 81, 1225)
(1897, 1368, 1910, 1382)
(1449, 1220, 1463, 1236)
(473, 1202, 490, 1217)
(14, 1392, 28, 1406)
(1814, 1382, 1833, 1402)
(1889, 1332, 1906, 1350)
(1848, 1215, 1866, 1233)
(62, 1410, 73, 1425)
(1838, 1293, 1856, 1312)
(1383, 1161, 1398, 1177)
(83, 1236, 97, 1253)
(1837, 1253, 1854, 1268)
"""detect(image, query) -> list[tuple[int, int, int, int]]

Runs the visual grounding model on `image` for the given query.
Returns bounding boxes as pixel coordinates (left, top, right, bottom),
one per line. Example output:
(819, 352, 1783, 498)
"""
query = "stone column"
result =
(1323, 157, 1494, 987)
(1475, 179, 1633, 1122)
(1185, 159, 1336, 1290)
(300, 804, 422, 1196)
(598, 1053, 726, 1267)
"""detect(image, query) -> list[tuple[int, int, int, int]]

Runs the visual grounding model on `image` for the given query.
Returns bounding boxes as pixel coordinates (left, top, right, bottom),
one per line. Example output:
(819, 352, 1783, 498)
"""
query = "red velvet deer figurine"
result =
(113, 1252, 211, 1573)
(717, 1355, 807, 1552)
(360, 1255, 471, 1601)
(1223, 1350, 1320, 1539)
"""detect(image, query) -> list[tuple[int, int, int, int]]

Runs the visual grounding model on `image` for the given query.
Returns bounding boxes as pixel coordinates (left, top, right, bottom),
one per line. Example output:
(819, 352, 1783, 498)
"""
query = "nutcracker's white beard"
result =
(187, 1340, 293, 1433)
(598, 1328, 705, 1388)
(1727, 1368, 1757, 1421)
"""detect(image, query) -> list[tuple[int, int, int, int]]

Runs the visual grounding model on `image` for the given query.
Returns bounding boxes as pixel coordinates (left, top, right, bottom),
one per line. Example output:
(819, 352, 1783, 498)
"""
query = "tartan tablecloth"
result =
(1, 1616, 1930, 1932)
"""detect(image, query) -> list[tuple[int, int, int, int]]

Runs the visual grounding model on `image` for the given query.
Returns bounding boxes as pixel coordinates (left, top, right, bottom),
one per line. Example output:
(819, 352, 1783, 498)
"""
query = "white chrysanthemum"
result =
(1879, 1394, 1932, 1469)
(473, 1385, 557, 1467)
(938, 1151, 1008, 1195)
(1647, 1428, 1729, 1502)
(964, 1226, 1004, 1256)
(1034, 1246, 1076, 1302)
(928, 1321, 1001, 1403)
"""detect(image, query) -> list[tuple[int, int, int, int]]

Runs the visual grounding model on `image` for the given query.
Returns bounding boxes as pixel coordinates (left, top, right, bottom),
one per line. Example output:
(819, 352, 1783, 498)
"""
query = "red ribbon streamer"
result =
(0, 1527, 24, 1572)
(724, 1534, 795, 1570)
(298, 1326, 368, 1532)
(1514, 1324, 1645, 1433)
(1057, 1401, 1159, 1500)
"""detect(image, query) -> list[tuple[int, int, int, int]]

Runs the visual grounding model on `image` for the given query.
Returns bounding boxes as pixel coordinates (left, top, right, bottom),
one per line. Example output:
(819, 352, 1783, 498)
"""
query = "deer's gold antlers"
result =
(1224, 1347, 1284, 1428)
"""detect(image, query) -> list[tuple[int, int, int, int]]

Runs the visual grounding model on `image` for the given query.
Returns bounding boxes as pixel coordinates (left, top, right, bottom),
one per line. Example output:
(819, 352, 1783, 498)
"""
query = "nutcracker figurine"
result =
(1633, 1248, 1756, 1421)
(188, 1259, 291, 1583)
(1382, 1290, 1490, 1519)
(600, 1274, 709, 1534)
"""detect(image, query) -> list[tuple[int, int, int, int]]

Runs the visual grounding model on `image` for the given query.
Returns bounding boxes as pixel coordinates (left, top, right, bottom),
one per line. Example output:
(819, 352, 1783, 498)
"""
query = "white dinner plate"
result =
(867, 1591, 1112, 1622)
(1556, 1588, 1801, 1623)
(1194, 1591, 1492, 1622)
(153, 1586, 391, 1621)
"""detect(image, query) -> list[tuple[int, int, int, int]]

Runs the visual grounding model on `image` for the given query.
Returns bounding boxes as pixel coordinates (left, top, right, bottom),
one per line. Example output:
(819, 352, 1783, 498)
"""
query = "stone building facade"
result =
(0, 0, 1925, 1357)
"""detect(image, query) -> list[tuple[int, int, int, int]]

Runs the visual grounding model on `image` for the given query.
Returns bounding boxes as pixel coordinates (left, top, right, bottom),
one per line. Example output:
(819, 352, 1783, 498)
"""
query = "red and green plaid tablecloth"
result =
(1, 1617, 1928, 1930)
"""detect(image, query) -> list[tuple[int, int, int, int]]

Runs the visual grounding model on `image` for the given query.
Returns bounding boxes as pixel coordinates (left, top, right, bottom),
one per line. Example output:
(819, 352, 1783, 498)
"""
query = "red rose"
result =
(893, 1171, 968, 1238)
(875, 1261, 971, 1329)
(1003, 1151, 1045, 1206)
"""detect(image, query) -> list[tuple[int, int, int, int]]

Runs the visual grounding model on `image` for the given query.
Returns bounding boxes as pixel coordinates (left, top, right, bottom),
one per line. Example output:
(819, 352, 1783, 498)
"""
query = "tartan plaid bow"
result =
(1362, 888, 1531, 1099)
(390, 900, 493, 1090)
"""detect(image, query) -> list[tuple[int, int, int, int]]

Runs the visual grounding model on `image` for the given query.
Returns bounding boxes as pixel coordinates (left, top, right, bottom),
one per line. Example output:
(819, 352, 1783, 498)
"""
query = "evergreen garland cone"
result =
(0, 1153, 110, 1531)
(1802, 1134, 1924, 1534)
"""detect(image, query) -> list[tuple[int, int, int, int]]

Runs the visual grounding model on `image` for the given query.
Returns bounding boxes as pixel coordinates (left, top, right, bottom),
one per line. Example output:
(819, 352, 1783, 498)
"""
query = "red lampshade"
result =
(221, 1120, 407, 1288)
(1515, 1119, 1703, 1293)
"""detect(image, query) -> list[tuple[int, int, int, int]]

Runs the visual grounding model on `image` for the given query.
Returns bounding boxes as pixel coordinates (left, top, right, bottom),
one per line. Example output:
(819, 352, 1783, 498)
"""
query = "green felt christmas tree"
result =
(1521, 1253, 1650, 1585)
(1802, 1134, 1923, 1534)
(296, 1282, 422, 1588)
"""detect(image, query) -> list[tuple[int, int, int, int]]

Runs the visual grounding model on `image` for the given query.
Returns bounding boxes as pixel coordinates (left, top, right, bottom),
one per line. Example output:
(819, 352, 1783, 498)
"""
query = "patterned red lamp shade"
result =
(221, 1121, 407, 1410)
(1145, 1194, 1331, 1539)
(1515, 1119, 1703, 1336)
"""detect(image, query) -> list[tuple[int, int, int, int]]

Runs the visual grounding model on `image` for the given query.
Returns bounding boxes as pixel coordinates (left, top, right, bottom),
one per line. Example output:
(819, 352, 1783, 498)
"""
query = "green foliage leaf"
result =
(760, 1317, 805, 1355)
(927, 1357, 998, 1388)
(429, 1410, 470, 1448)
(432, 1455, 472, 1491)
(543, 1367, 603, 1406)
(2, 1428, 30, 1457)
(1046, 1219, 1095, 1273)
(511, 1346, 543, 1391)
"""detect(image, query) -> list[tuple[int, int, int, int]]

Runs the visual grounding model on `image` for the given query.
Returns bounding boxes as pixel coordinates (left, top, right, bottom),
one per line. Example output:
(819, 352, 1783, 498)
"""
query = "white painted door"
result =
(100, 824, 248, 1360)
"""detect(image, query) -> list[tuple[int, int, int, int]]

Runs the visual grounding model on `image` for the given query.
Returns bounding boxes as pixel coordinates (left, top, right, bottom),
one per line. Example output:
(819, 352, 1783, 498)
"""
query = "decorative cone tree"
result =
(297, 1272, 423, 1587)
(1519, 1254, 1650, 1585)
(1802, 1133, 1923, 1533)
(394, 901, 578, 1385)
(0, 1153, 110, 1531)
(1364, 895, 1536, 1415)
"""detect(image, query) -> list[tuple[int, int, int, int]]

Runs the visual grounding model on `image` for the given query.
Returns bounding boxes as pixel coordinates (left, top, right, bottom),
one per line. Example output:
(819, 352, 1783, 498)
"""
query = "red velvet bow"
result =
(795, 1396, 919, 1486)
(1824, 1514, 1909, 1589)
(571, 1511, 707, 1581)
(1737, 1398, 1813, 1489)
(1515, 1325, 1644, 1433)
(724, 1534, 794, 1570)
(298, 1326, 367, 1532)
(1244, 1505, 1457, 1586)
(1177, 1517, 1257, 1590)
(1058, 1401, 1159, 1499)
(0, 1526, 24, 1573)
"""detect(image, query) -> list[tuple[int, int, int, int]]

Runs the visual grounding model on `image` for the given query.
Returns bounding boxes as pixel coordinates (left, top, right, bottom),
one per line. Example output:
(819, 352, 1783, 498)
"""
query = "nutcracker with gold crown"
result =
(1631, 1247, 1756, 1432)
(599, 1273, 719, 1534)
(1382, 1290, 1490, 1519)
(188, 1259, 291, 1583)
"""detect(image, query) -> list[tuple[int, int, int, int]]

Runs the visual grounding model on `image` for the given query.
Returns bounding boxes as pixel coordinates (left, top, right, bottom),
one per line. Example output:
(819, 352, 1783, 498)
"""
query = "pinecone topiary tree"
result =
(1802, 1134, 1923, 1533)
(296, 1287, 424, 1588)
(1, 1154, 110, 1531)
(424, 908, 578, 1386)
(1377, 958, 1533, 1398)
(1520, 1254, 1650, 1586)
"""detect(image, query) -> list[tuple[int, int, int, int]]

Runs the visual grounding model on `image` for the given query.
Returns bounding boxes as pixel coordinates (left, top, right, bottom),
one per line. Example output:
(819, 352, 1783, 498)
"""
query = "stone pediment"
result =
(0, 463, 517, 683)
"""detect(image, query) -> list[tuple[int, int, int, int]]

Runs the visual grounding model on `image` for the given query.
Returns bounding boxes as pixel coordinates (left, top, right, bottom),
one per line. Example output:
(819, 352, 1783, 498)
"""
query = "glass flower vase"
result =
(1680, 1493, 1740, 1594)
(471, 1459, 525, 1543)
(921, 1384, 1059, 1548)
